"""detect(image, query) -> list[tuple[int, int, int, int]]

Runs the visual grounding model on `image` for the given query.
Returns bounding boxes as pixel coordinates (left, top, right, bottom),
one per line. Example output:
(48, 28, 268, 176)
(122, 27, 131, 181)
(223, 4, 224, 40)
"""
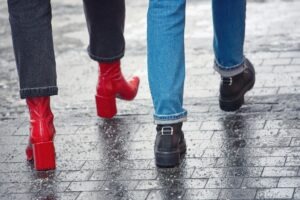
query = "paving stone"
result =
(184, 189, 220, 200)
(255, 188, 294, 199)
(135, 180, 163, 190)
(192, 168, 227, 178)
(279, 51, 300, 58)
(263, 58, 292, 66)
(205, 178, 243, 189)
(0, 193, 32, 200)
(0, 172, 32, 183)
(226, 167, 263, 177)
(242, 177, 279, 189)
(66, 181, 105, 192)
(56, 160, 85, 171)
(77, 191, 149, 200)
(293, 188, 300, 199)
(180, 158, 217, 168)
(262, 167, 299, 177)
(30, 181, 70, 193)
(102, 180, 139, 191)
(146, 189, 185, 200)
(219, 189, 257, 200)
(278, 177, 300, 188)
(0, 162, 31, 173)
(56, 170, 93, 182)
(292, 58, 300, 65)
(89, 171, 108, 181)
(285, 156, 300, 166)
(0, 182, 31, 194)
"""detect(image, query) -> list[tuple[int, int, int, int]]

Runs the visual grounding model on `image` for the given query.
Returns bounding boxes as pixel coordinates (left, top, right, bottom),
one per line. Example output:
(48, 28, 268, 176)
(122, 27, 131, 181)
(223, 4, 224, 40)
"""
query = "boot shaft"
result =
(26, 97, 55, 143)
(99, 60, 121, 78)
(96, 61, 139, 100)
(26, 97, 53, 119)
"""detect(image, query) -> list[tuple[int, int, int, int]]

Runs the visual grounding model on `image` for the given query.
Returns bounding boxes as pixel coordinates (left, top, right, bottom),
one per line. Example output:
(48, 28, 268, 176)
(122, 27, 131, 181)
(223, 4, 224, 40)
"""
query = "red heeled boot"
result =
(25, 97, 56, 171)
(95, 60, 140, 118)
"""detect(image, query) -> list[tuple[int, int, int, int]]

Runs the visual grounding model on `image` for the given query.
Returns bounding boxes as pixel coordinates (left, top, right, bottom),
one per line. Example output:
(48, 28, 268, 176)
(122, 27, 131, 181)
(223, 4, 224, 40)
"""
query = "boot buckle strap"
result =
(160, 126, 173, 135)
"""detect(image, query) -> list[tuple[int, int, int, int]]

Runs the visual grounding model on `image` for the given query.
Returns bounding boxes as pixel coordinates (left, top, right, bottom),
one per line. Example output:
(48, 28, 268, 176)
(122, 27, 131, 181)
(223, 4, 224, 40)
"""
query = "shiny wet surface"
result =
(1, 0, 300, 199)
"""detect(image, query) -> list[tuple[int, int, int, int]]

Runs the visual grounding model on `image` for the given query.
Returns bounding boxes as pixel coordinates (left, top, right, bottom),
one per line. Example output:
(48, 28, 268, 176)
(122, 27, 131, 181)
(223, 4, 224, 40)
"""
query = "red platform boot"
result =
(95, 60, 140, 118)
(25, 97, 56, 171)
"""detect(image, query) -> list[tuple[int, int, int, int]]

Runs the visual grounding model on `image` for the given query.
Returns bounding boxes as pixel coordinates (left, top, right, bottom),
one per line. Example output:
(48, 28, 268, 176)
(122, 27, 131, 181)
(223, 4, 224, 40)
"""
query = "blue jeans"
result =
(147, 0, 247, 124)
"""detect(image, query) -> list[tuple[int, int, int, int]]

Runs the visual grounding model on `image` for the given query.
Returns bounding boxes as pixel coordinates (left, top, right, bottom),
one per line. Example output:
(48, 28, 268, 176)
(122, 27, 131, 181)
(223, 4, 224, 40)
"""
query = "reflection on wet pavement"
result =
(1, 0, 300, 199)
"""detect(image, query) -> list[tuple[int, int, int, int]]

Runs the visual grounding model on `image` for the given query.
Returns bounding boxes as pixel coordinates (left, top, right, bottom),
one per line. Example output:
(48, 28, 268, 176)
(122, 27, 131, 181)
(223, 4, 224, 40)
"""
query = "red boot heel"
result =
(95, 95, 117, 118)
(32, 141, 56, 171)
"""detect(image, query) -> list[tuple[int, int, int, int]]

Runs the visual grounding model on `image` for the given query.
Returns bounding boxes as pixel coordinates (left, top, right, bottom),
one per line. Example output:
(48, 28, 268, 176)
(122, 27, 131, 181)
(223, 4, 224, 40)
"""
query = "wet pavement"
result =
(0, 0, 300, 199)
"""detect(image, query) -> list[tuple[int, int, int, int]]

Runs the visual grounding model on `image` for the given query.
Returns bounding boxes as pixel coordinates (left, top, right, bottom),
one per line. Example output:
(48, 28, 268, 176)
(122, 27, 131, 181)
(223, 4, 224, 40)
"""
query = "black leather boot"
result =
(154, 122, 186, 168)
(219, 58, 255, 111)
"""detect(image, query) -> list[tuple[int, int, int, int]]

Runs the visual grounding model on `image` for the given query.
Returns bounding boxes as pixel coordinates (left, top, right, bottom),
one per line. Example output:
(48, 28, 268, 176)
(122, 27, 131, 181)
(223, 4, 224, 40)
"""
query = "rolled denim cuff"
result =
(154, 110, 188, 125)
(214, 57, 246, 78)
(20, 86, 58, 99)
(87, 47, 124, 62)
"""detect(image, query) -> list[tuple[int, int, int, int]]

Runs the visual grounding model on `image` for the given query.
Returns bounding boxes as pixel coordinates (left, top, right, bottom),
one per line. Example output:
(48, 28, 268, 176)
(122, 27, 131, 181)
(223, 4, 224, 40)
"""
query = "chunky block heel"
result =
(32, 141, 56, 171)
(155, 151, 180, 168)
(95, 95, 117, 118)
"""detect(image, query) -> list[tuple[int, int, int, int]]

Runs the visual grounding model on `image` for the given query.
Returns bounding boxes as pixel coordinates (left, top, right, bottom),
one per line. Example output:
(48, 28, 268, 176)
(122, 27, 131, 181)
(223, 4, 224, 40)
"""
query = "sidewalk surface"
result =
(0, 0, 300, 199)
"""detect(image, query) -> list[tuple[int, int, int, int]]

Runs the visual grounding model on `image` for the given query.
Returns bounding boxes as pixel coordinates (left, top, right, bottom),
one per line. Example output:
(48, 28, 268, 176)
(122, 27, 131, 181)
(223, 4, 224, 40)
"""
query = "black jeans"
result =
(7, 0, 125, 99)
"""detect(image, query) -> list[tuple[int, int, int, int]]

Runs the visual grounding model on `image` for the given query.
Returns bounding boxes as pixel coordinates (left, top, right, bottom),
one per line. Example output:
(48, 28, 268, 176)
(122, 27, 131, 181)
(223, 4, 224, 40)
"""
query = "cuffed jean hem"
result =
(154, 110, 188, 125)
(87, 48, 125, 62)
(214, 57, 246, 78)
(20, 86, 58, 99)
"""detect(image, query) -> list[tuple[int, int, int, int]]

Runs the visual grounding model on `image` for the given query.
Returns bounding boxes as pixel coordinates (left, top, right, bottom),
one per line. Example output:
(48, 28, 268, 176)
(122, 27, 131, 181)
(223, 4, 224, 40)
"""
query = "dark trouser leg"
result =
(7, 0, 57, 99)
(83, 0, 125, 62)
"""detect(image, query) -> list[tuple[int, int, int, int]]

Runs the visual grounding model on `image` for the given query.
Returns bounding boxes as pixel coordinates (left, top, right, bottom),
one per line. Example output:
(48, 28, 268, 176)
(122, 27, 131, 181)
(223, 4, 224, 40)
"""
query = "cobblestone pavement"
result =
(0, 0, 300, 199)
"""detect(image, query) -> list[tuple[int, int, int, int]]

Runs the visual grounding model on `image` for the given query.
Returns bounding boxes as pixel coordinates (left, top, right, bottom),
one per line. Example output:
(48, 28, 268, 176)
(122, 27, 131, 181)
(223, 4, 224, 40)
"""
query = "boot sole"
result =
(155, 143, 186, 168)
(219, 79, 255, 112)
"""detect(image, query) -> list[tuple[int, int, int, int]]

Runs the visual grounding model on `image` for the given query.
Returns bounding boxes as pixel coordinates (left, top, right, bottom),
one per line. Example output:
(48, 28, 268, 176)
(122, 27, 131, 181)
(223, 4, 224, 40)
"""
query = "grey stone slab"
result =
(56, 170, 93, 182)
(184, 189, 220, 200)
(278, 177, 300, 188)
(219, 189, 257, 200)
(77, 191, 149, 200)
(146, 189, 185, 200)
(192, 168, 227, 178)
(205, 178, 243, 189)
(66, 181, 105, 192)
(256, 188, 294, 199)
(241, 178, 279, 189)
(262, 167, 299, 177)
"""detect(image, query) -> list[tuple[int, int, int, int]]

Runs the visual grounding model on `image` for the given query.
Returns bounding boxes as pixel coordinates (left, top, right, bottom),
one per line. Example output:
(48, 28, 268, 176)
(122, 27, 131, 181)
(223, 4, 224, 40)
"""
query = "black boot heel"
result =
(219, 96, 244, 112)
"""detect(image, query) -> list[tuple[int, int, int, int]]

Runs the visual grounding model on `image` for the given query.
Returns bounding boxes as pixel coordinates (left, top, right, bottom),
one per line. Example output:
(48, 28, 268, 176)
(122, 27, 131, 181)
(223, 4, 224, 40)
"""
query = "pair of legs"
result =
(148, 0, 255, 167)
(8, 0, 126, 98)
(7, 0, 139, 170)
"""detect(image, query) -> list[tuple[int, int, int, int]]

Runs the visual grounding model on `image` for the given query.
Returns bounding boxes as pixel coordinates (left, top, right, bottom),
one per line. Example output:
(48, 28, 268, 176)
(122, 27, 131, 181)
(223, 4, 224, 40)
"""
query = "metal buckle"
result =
(161, 126, 173, 135)
(222, 77, 233, 86)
